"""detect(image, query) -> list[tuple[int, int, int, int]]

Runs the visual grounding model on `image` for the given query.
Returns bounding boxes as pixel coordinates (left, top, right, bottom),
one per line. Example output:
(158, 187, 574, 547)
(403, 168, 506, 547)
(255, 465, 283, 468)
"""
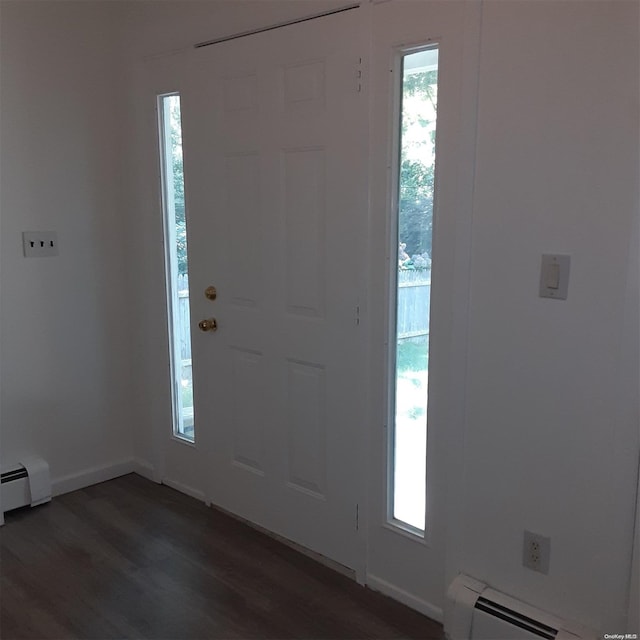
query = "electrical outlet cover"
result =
(523, 530, 551, 574)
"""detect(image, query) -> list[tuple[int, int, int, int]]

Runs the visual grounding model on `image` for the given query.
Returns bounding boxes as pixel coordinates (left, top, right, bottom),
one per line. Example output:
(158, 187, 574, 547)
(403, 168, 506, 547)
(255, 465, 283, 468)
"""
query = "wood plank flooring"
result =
(1, 474, 444, 639)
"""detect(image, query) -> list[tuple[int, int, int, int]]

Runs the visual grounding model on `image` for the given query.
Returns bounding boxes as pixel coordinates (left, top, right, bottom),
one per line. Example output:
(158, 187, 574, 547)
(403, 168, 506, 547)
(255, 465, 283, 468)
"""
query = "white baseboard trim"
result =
(161, 477, 206, 503)
(366, 574, 444, 623)
(133, 458, 157, 482)
(52, 459, 136, 497)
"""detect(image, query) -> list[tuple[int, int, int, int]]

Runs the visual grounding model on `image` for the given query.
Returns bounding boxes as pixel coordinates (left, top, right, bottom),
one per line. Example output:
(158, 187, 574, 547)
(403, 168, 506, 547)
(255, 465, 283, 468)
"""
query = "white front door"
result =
(150, 1, 476, 614)
(177, 8, 366, 570)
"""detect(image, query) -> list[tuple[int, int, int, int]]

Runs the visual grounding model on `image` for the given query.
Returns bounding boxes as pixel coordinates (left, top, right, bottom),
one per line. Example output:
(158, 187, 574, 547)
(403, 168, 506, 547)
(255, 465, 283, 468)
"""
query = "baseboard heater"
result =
(1, 456, 51, 514)
(446, 574, 597, 640)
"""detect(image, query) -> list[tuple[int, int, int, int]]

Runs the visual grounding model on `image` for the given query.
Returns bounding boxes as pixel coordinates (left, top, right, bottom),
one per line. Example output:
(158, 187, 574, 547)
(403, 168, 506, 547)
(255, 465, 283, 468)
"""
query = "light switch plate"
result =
(539, 254, 570, 300)
(23, 231, 58, 258)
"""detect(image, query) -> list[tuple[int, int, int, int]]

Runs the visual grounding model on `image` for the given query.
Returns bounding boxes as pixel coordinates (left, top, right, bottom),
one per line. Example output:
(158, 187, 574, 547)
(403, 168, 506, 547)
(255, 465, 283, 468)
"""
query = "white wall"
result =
(0, 1, 134, 490)
(362, 1, 639, 631)
(122, 0, 354, 58)
(1, 0, 638, 634)
(454, 0, 639, 631)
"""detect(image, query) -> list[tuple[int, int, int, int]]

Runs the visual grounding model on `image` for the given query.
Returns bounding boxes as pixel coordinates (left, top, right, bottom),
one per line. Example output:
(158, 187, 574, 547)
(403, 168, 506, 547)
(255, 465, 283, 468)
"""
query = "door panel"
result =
(181, 8, 366, 570)
(366, 0, 480, 618)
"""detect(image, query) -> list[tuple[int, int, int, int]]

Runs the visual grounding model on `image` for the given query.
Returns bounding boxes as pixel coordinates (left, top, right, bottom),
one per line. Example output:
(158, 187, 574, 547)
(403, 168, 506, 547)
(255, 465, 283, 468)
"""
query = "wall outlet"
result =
(23, 232, 58, 258)
(523, 530, 550, 574)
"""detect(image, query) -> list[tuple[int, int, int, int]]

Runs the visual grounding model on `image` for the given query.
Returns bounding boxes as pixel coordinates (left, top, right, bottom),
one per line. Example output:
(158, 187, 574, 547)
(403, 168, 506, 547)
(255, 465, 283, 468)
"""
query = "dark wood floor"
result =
(1, 474, 443, 640)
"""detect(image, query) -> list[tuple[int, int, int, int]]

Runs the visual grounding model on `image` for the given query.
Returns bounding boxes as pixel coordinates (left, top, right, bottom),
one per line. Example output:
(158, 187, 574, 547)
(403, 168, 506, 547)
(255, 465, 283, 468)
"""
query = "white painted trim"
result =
(133, 458, 157, 483)
(366, 574, 443, 623)
(52, 459, 136, 497)
(161, 477, 206, 503)
(442, 0, 483, 598)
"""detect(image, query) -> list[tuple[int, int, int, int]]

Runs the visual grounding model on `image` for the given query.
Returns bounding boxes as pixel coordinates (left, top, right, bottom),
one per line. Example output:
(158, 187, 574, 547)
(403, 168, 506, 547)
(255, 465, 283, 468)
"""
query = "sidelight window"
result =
(158, 93, 195, 442)
(390, 47, 439, 533)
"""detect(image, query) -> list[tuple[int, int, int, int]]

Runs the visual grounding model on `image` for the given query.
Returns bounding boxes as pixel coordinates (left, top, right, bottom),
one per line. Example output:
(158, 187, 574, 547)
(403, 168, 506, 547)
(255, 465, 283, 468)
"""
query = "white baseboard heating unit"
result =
(445, 574, 597, 640)
(1, 456, 51, 514)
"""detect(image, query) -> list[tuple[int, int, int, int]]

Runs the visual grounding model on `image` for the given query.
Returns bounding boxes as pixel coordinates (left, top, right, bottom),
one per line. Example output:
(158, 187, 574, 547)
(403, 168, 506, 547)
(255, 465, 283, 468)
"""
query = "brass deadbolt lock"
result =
(204, 286, 217, 301)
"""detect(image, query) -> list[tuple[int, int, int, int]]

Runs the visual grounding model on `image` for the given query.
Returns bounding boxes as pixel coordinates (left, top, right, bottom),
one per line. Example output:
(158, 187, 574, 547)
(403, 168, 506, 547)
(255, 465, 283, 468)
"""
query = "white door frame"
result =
(143, 7, 371, 583)
(364, 0, 481, 620)
(135, 0, 481, 612)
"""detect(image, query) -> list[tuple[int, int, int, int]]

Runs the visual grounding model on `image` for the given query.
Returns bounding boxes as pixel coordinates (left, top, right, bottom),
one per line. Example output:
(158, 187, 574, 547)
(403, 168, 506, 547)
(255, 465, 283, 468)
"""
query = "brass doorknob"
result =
(198, 318, 218, 332)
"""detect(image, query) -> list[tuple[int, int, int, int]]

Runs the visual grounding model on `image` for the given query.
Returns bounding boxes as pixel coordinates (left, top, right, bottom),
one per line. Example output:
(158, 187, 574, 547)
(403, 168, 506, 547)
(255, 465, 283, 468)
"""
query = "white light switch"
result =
(23, 231, 58, 258)
(540, 254, 570, 300)
(545, 263, 560, 289)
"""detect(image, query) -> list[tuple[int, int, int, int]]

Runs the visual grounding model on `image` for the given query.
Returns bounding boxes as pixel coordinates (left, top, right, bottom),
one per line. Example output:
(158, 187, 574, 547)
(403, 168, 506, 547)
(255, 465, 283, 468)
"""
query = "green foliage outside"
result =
(395, 67, 436, 385)
(398, 68, 437, 269)
(169, 99, 188, 276)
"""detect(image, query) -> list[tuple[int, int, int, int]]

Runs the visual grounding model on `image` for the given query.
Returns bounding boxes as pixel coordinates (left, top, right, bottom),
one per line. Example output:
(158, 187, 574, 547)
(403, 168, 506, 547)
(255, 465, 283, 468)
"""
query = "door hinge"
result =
(355, 305, 360, 326)
(355, 57, 363, 93)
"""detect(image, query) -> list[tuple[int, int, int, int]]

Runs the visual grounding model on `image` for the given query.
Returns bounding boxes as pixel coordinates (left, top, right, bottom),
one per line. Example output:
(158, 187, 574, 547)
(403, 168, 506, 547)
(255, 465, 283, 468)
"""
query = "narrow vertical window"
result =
(158, 94, 195, 442)
(391, 47, 439, 532)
